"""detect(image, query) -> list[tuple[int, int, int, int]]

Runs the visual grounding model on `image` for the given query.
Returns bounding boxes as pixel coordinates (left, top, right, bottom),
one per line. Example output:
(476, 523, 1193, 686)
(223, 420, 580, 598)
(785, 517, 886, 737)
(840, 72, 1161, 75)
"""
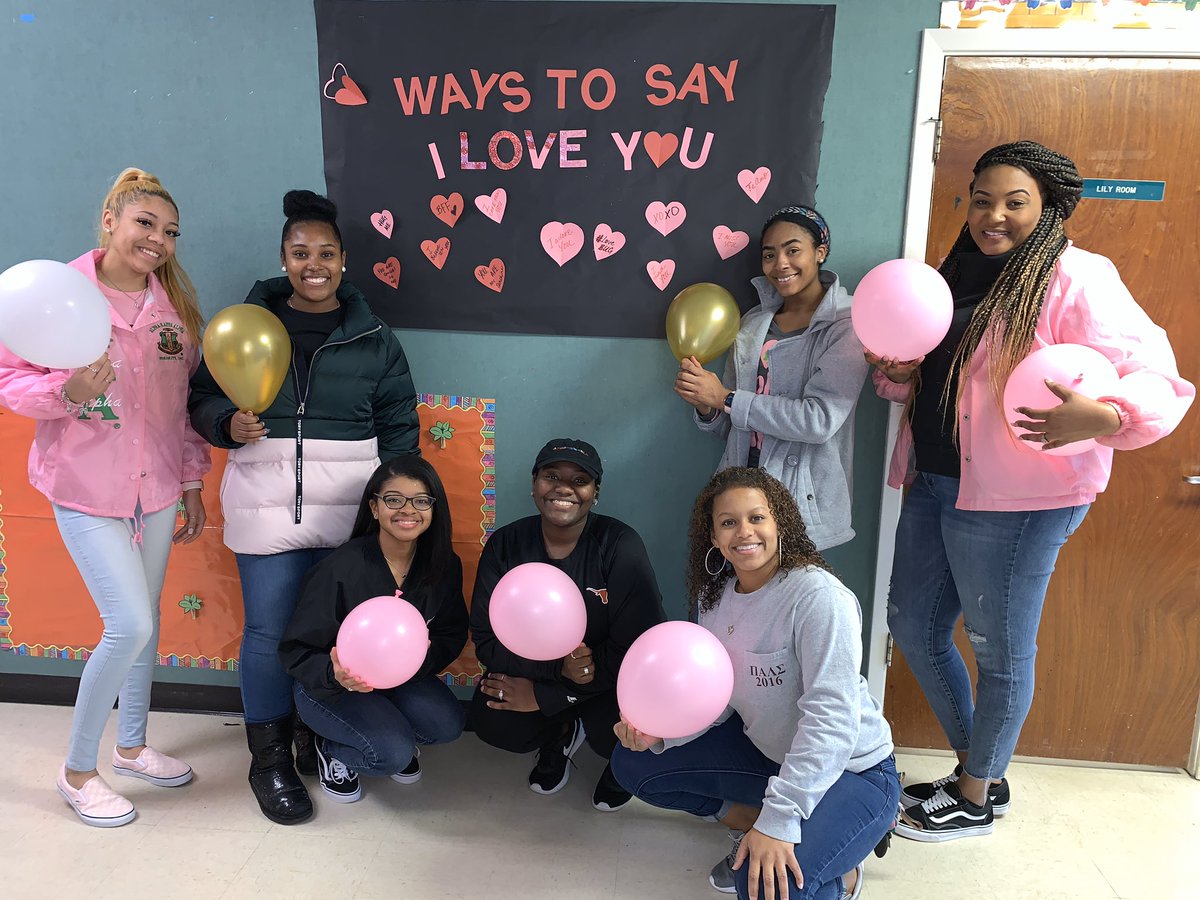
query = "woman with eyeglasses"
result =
(279, 456, 467, 805)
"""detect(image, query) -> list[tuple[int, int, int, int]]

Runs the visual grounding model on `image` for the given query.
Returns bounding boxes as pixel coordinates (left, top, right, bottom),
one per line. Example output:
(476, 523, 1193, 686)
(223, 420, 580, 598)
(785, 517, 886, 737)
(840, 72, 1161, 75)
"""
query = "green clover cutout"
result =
(430, 421, 455, 449)
(179, 593, 202, 619)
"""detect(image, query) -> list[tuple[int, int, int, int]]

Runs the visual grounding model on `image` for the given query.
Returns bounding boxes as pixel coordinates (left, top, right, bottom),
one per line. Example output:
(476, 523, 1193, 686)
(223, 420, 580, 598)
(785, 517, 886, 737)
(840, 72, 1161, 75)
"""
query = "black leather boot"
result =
(292, 713, 318, 777)
(246, 717, 313, 825)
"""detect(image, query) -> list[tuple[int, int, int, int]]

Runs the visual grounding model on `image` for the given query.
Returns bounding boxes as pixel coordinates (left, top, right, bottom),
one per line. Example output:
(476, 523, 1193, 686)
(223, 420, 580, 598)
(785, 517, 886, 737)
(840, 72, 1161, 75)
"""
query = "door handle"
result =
(1185, 475, 1200, 485)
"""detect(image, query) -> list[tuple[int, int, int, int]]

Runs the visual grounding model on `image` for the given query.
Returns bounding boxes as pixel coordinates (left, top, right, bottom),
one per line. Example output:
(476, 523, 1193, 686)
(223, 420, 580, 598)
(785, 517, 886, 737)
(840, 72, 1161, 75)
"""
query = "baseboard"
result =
(0, 674, 243, 714)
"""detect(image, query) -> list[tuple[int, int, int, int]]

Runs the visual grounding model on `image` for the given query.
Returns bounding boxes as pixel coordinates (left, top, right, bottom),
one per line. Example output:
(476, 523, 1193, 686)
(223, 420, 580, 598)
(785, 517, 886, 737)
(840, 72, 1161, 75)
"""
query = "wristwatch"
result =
(724, 391, 736, 414)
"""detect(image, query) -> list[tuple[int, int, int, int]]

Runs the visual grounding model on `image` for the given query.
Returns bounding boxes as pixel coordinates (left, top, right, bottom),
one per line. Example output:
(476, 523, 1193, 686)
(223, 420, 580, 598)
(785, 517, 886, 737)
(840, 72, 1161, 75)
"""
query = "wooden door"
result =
(885, 57, 1200, 767)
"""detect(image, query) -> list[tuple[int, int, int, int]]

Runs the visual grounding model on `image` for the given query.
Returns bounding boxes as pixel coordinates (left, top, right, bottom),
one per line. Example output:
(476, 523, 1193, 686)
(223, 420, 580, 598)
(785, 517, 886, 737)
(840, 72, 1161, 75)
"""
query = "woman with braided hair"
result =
(675, 206, 869, 553)
(869, 141, 1194, 842)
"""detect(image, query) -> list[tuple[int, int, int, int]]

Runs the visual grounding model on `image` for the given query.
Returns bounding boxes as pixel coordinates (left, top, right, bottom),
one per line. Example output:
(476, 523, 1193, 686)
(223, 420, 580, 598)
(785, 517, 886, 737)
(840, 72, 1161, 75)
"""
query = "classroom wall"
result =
(0, 0, 936, 692)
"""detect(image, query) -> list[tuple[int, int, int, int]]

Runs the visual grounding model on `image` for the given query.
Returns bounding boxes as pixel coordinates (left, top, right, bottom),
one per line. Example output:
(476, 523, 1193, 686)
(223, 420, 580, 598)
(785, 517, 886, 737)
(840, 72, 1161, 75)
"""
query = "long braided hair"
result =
(939, 141, 1084, 427)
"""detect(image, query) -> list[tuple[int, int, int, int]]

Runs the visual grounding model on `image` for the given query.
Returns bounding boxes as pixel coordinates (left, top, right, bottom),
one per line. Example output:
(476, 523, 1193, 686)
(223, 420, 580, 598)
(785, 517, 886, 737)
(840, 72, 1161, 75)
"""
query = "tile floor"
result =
(1, 702, 1197, 899)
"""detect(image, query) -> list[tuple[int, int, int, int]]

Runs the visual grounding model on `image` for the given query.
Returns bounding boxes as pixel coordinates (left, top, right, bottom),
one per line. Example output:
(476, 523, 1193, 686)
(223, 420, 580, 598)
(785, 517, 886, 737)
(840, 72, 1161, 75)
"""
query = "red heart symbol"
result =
(474, 258, 505, 293)
(373, 257, 400, 289)
(420, 237, 451, 270)
(643, 132, 679, 168)
(430, 193, 463, 228)
(323, 63, 368, 106)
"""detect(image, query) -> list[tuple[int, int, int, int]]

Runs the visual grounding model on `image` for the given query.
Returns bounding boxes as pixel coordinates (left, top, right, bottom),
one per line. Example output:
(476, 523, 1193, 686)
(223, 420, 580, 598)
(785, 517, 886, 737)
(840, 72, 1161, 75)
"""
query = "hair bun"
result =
(112, 167, 160, 190)
(283, 189, 338, 222)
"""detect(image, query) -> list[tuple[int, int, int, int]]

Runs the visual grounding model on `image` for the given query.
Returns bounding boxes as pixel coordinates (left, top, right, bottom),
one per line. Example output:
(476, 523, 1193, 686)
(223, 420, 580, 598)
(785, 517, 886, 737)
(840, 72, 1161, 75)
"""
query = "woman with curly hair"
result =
(869, 141, 1193, 842)
(610, 468, 898, 900)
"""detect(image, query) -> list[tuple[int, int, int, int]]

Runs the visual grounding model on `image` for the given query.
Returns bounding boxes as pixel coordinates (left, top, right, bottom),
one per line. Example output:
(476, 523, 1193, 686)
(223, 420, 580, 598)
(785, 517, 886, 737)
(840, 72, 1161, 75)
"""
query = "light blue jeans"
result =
(886, 472, 1089, 781)
(53, 502, 177, 772)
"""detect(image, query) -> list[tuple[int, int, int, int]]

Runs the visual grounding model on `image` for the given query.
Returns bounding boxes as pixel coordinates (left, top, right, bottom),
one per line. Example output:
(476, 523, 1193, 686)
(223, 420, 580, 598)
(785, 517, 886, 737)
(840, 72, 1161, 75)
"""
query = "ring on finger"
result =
(499, 689, 504, 700)
(583, 666, 589, 675)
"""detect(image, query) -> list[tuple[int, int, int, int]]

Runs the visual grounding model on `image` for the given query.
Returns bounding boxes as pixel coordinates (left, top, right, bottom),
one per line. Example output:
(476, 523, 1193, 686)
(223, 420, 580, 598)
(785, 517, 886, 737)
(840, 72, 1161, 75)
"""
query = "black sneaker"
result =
(707, 829, 743, 894)
(895, 781, 993, 842)
(315, 739, 361, 803)
(901, 764, 1010, 816)
(591, 762, 633, 812)
(528, 718, 586, 795)
(390, 746, 422, 785)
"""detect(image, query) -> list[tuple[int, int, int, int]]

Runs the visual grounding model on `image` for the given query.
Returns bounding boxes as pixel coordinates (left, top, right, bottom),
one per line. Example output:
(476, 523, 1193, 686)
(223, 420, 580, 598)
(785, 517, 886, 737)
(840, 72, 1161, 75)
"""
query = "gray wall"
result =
(0, 0, 935, 690)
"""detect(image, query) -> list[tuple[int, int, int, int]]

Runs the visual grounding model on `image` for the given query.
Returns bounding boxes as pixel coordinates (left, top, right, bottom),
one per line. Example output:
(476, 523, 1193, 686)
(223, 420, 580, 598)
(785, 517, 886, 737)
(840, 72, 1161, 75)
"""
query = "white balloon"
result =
(0, 260, 112, 369)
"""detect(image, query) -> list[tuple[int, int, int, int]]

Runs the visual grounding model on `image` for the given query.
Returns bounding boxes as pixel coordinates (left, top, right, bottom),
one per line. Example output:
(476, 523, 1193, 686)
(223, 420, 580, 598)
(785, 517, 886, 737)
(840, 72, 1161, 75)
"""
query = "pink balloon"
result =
(490, 563, 587, 661)
(851, 259, 953, 361)
(617, 621, 734, 739)
(335, 594, 430, 689)
(1003, 343, 1120, 457)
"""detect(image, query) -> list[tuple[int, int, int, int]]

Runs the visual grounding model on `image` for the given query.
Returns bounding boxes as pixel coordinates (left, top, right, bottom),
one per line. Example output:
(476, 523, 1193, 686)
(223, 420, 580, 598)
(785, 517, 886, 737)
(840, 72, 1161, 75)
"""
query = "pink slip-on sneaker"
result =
(57, 764, 136, 828)
(111, 746, 193, 787)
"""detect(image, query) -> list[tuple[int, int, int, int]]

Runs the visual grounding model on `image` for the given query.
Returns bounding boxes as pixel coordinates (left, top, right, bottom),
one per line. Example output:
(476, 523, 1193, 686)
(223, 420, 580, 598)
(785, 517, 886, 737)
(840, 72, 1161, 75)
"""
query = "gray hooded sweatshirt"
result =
(695, 271, 869, 550)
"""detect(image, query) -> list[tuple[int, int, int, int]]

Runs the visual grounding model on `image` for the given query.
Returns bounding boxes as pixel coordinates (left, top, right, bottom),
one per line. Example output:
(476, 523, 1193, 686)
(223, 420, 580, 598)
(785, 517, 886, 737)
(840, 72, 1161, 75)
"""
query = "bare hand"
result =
(675, 356, 726, 413)
(734, 828, 804, 900)
(1012, 380, 1121, 451)
(172, 488, 206, 544)
(479, 674, 539, 712)
(331, 646, 374, 693)
(561, 643, 595, 685)
(228, 410, 268, 443)
(613, 715, 663, 752)
(64, 353, 115, 405)
(865, 350, 923, 385)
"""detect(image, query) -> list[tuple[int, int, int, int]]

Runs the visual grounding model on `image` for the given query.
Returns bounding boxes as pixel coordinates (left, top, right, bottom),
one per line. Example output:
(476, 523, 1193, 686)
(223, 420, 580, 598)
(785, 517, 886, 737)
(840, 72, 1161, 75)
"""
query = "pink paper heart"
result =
(713, 225, 750, 260)
(371, 210, 394, 238)
(540, 221, 585, 267)
(593, 224, 626, 261)
(645, 200, 687, 237)
(474, 188, 507, 224)
(737, 167, 772, 203)
(646, 259, 676, 292)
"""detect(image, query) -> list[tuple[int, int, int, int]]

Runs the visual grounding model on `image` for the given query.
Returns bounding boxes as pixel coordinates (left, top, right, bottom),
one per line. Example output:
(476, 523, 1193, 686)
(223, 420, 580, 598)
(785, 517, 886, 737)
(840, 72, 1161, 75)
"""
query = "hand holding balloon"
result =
(1004, 344, 1121, 456)
(228, 410, 268, 443)
(863, 349, 924, 386)
(666, 283, 740, 364)
(851, 259, 952, 361)
(479, 674, 539, 712)
(613, 715, 663, 753)
(330, 646, 374, 693)
(561, 643, 595, 685)
(63, 353, 116, 405)
(674, 356, 726, 413)
(202, 305, 290, 413)
(1012, 380, 1121, 451)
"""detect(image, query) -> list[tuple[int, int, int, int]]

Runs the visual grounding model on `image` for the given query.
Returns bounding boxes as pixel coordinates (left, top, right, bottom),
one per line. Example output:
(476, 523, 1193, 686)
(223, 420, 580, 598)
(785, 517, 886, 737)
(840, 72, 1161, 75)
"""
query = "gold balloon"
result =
(201, 305, 291, 413)
(665, 283, 741, 364)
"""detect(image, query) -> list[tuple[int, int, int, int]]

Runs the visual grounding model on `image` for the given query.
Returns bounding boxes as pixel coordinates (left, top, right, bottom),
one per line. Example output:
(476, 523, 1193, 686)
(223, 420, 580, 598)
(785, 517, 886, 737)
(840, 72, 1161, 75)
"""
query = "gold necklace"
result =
(98, 271, 150, 307)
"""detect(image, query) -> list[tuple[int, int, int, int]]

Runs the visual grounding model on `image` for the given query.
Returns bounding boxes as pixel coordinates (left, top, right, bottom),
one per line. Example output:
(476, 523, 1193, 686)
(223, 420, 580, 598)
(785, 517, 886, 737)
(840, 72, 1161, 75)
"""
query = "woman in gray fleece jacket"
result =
(611, 468, 899, 900)
(675, 206, 868, 552)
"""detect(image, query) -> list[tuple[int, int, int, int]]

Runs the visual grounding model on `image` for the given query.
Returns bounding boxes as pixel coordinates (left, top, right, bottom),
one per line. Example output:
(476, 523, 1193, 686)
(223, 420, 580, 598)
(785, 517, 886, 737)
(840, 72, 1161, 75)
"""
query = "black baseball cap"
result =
(532, 438, 603, 483)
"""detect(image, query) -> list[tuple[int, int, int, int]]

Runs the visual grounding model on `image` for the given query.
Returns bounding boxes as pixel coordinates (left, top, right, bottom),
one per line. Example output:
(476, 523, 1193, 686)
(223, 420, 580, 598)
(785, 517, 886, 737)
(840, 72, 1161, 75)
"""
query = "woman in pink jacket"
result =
(869, 142, 1194, 843)
(0, 168, 212, 828)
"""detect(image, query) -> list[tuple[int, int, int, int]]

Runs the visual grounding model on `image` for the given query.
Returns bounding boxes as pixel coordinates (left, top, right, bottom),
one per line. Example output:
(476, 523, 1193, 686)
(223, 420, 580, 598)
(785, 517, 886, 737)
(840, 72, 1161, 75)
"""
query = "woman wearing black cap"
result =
(675, 206, 868, 553)
(469, 438, 666, 811)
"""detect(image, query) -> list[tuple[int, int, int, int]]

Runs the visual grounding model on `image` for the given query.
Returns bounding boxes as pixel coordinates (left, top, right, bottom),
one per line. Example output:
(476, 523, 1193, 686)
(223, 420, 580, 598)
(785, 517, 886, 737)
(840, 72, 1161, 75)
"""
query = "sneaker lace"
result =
(329, 757, 352, 783)
(920, 786, 958, 813)
(725, 829, 745, 864)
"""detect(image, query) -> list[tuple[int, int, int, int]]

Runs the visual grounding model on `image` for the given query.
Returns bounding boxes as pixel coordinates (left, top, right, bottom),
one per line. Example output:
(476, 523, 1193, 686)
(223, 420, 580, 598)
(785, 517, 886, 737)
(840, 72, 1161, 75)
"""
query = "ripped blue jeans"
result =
(886, 472, 1088, 781)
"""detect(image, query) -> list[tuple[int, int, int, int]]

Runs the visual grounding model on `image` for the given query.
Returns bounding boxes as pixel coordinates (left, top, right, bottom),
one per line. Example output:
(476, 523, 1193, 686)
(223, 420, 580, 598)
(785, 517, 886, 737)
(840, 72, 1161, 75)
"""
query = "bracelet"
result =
(60, 384, 81, 415)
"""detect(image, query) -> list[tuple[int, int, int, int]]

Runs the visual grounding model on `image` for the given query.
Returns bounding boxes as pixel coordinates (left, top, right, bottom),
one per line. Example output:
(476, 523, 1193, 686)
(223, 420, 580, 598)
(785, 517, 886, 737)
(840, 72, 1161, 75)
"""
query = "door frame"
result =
(868, 27, 1200, 776)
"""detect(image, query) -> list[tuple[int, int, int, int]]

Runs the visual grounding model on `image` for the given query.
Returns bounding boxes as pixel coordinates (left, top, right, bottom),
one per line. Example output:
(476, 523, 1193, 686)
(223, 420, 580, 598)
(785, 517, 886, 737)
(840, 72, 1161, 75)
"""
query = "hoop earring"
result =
(704, 546, 727, 577)
(778, 536, 785, 562)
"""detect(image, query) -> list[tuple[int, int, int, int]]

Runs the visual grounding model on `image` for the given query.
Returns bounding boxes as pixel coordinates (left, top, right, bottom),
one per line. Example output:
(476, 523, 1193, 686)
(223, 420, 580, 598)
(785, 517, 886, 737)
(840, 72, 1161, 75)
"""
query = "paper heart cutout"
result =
(646, 259, 676, 292)
(474, 188, 507, 224)
(373, 257, 401, 289)
(540, 221, 585, 267)
(713, 226, 750, 260)
(322, 63, 368, 106)
(643, 132, 679, 168)
(430, 193, 464, 228)
(420, 237, 451, 270)
(475, 258, 506, 293)
(645, 200, 687, 237)
(371, 210, 393, 238)
(737, 167, 772, 203)
(593, 224, 626, 261)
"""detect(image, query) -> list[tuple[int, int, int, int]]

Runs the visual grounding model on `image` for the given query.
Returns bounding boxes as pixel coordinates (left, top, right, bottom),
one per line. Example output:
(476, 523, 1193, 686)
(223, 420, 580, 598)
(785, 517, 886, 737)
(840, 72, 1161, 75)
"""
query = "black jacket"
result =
(469, 513, 666, 716)
(279, 535, 469, 700)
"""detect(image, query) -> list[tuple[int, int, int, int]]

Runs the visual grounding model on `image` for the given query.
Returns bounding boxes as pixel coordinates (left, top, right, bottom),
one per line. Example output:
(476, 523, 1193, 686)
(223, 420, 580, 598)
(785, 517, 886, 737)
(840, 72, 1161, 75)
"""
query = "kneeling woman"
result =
(279, 457, 468, 803)
(612, 468, 899, 900)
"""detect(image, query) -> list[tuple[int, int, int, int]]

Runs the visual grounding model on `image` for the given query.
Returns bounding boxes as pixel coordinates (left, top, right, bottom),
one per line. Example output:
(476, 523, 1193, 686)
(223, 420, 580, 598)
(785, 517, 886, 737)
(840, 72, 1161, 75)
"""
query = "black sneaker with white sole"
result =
(895, 781, 993, 842)
(901, 764, 1010, 816)
(315, 739, 361, 803)
(528, 718, 586, 795)
(591, 762, 633, 812)
(390, 746, 422, 785)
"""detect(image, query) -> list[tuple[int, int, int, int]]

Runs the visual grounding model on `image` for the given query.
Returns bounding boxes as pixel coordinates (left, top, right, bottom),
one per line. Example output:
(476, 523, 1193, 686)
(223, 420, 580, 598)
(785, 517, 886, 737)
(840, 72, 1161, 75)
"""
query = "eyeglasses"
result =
(374, 493, 435, 511)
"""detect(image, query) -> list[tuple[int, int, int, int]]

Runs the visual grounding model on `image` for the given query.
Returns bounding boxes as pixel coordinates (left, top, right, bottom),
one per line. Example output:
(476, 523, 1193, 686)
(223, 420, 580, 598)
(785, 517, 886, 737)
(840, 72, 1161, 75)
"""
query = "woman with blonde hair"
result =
(0, 168, 211, 827)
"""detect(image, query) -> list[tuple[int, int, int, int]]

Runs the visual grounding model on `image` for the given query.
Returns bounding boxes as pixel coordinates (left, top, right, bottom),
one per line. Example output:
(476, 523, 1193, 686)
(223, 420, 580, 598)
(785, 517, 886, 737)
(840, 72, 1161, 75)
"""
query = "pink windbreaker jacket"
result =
(876, 246, 1195, 512)
(0, 250, 211, 517)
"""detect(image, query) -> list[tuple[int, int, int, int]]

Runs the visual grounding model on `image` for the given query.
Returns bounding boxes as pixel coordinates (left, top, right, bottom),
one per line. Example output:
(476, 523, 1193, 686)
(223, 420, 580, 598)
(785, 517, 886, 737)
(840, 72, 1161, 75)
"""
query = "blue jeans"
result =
(611, 715, 901, 900)
(235, 548, 333, 724)
(886, 472, 1088, 780)
(293, 676, 466, 776)
(54, 502, 177, 771)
